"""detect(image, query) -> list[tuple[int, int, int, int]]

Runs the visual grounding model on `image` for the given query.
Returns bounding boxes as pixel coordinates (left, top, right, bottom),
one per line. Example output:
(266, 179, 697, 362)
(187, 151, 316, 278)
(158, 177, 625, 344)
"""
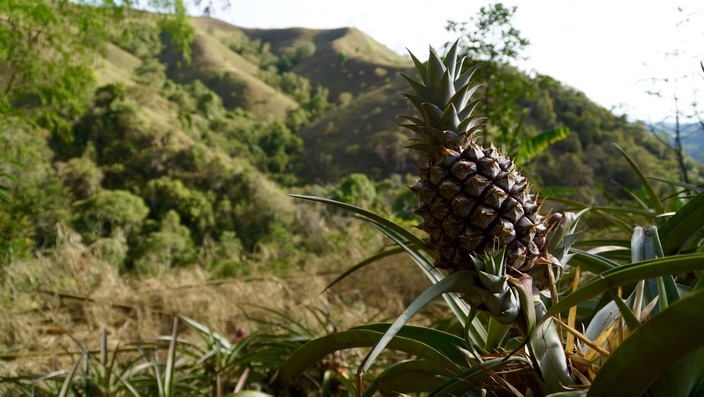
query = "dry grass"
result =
(94, 42, 143, 86)
(164, 23, 299, 120)
(0, 225, 433, 378)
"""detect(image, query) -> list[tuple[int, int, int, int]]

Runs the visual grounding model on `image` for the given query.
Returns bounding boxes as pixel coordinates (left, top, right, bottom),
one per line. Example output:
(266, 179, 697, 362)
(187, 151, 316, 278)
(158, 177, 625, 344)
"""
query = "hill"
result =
(96, 15, 697, 198)
(648, 121, 704, 162)
(3, 10, 701, 273)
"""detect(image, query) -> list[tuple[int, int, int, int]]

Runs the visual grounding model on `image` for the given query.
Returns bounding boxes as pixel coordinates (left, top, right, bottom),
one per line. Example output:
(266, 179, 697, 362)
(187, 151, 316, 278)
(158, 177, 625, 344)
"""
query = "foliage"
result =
(275, 36, 704, 395)
(73, 189, 150, 244)
(131, 210, 196, 273)
(333, 173, 378, 208)
(0, 310, 353, 396)
(2, 4, 704, 395)
(0, 0, 194, 134)
(280, 149, 704, 395)
(0, 118, 72, 264)
(446, 2, 537, 155)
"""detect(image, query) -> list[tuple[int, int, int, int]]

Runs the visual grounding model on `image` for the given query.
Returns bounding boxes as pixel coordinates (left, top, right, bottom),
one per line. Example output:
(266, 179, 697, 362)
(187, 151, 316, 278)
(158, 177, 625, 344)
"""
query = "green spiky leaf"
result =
(442, 41, 460, 78)
(426, 47, 446, 89)
(514, 127, 570, 164)
(434, 70, 456, 106)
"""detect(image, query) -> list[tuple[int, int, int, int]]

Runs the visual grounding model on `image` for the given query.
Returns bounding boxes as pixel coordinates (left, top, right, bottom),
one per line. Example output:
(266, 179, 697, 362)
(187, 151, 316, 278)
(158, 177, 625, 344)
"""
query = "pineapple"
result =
(402, 42, 550, 276)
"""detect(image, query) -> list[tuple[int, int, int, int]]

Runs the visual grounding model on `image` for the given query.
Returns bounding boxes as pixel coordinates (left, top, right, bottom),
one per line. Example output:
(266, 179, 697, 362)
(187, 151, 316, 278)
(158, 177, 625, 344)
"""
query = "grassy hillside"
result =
(5, 11, 699, 270)
(160, 20, 298, 120)
(97, 15, 696, 203)
(6, 4, 703, 275)
(296, 78, 413, 182)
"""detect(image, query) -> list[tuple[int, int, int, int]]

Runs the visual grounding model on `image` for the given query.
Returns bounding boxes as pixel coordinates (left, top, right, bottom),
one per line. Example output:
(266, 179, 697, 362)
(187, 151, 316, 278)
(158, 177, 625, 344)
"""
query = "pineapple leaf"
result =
(358, 270, 477, 377)
(538, 253, 704, 326)
(457, 96, 482, 122)
(613, 181, 651, 210)
(426, 47, 445, 90)
(407, 49, 427, 82)
(435, 70, 456, 107)
(421, 103, 445, 128)
(403, 94, 428, 119)
(164, 317, 179, 397)
(454, 57, 465, 80)
(179, 315, 233, 350)
(351, 323, 467, 367)
(589, 288, 704, 397)
(441, 103, 461, 130)
(58, 353, 85, 397)
(289, 194, 425, 247)
(631, 226, 680, 314)
(449, 84, 480, 118)
(278, 329, 462, 382)
(322, 247, 407, 292)
(647, 176, 703, 193)
(571, 248, 623, 273)
(362, 219, 487, 343)
(614, 144, 665, 215)
(605, 288, 641, 332)
(398, 116, 426, 128)
(364, 360, 450, 396)
(454, 64, 480, 91)
(527, 301, 575, 392)
(658, 190, 704, 255)
(431, 357, 519, 395)
(457, 114, 485, 136)
(443, 40, 460, 79)
(401, 75, 432, 100)
(484, 317, 512, 351)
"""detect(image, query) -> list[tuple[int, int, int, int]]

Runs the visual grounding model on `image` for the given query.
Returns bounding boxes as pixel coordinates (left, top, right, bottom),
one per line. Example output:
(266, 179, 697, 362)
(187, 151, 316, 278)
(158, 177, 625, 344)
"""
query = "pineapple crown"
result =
(400, 41, 486, 152)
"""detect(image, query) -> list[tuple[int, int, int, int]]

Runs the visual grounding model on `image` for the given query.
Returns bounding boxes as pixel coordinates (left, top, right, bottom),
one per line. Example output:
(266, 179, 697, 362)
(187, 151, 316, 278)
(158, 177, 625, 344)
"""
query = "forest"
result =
(2, 1, 704, 396)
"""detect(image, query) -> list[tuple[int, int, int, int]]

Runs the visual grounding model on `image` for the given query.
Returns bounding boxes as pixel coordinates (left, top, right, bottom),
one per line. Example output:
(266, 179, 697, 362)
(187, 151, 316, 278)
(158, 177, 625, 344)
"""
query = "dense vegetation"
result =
(2, 1, 703, 395)
(2, 2, 700, 273)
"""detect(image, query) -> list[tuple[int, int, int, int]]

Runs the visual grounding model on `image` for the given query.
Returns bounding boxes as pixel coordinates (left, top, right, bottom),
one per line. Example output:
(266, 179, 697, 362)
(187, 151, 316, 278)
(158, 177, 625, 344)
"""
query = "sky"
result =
(204, 0, 703, 124)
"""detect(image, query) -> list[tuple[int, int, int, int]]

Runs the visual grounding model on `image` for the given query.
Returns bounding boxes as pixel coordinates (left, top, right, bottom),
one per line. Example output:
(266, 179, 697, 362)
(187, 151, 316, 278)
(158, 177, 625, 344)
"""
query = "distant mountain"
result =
(93, 15, 696, 205)
(647, 122, 704, 163)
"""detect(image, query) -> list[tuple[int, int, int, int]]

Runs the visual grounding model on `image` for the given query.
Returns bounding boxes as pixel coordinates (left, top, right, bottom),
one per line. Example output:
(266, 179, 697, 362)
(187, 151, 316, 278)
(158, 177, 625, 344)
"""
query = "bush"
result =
(73, 189, 149, 244)
(132, 210, 196, 273)
(54, 149, 103, 199)
(142, 177, 215, 241)
(333, 173, 377, 208)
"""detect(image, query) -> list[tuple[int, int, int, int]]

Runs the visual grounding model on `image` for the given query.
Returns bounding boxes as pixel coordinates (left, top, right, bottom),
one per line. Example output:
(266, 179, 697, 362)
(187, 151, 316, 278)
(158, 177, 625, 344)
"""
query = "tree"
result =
(0, 0, 199, 134)
(446, 3, 531, 147)
(73, 189, 150, 243)
(640, 7, 703, 184)
(132, 210, 196, 272)
(445, 2, 568, 163)
(333, 173, 378, 208)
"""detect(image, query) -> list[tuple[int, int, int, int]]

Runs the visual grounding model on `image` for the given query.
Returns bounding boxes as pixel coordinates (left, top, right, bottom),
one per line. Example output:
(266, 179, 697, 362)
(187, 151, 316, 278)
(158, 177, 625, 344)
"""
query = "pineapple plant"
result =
(401, 42, 564, 327)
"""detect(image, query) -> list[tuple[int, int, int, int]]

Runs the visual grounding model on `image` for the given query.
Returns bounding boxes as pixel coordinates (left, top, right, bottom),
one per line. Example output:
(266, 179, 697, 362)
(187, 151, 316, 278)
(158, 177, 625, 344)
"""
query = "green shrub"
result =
(333, 173, 377, 208)
(143, 177, 215, 241)
(54, 149, 103, 199)
(132, 210, 196, 273)
(73, 189, 149, 244)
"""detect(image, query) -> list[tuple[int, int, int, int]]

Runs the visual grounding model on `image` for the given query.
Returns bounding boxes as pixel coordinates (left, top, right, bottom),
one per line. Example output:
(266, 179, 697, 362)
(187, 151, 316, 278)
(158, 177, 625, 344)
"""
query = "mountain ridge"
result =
(95, 14, 698, 202)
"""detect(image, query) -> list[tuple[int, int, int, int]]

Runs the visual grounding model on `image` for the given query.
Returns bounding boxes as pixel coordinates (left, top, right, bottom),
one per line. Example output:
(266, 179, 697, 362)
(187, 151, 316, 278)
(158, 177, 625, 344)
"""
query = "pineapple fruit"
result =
(402, 42, 551, 278)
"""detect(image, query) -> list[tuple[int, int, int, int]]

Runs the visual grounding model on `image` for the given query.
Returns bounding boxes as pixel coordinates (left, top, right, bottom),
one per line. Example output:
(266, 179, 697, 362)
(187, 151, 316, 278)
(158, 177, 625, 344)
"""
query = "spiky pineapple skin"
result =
(410, 136, 548, 273)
